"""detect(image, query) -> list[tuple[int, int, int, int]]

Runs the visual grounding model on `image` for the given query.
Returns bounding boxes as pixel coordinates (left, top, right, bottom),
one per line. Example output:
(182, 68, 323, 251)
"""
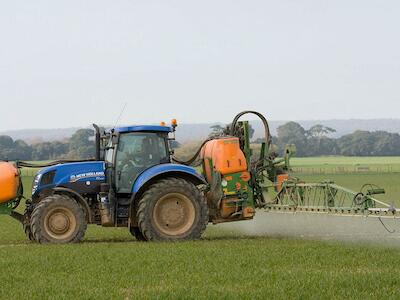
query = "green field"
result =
(291, 156, 400, 174)
(1, 157, 400, 299)
(291, 156, 400, 166)
(1, 219, 400, 299)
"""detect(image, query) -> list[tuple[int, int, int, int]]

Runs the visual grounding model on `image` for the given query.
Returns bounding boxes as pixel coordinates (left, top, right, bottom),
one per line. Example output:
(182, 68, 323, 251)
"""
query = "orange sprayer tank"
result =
(0, 162, 20, 203)
(201, 137, 247, 183)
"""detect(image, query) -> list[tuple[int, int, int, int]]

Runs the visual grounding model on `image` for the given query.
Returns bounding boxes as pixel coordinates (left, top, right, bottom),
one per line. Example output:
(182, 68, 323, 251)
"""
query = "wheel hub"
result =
(44, 208, 77, 240)
(48, 212, 70, 234)
(153, 193, 195, 236)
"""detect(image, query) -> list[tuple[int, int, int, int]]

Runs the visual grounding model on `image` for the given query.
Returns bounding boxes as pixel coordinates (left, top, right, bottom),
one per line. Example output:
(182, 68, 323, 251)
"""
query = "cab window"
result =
(115, 132, 169, 193)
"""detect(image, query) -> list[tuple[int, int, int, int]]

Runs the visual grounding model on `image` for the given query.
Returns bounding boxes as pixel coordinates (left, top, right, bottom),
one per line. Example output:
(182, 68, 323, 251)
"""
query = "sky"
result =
(0, 0, 399, 130)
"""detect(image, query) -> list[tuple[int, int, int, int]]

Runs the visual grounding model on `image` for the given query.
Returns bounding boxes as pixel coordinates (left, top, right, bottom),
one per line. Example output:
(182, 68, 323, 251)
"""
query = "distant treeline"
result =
(1, 122, 400, 161)
(0, 129, 95, 161)
(211, 122, 400, 157)
(265, 122, 400, 157)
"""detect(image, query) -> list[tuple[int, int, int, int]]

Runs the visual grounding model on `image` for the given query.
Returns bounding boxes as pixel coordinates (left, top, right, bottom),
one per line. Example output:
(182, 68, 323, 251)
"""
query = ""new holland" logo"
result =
(70, 172, 105, 183)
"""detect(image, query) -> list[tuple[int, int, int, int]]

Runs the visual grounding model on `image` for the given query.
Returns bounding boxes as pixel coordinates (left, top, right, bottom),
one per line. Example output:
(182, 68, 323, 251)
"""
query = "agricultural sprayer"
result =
(0, 111, 399, 243)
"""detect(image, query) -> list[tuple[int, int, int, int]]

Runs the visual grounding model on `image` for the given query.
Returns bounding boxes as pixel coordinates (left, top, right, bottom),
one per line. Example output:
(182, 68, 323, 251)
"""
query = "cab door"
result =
(115, 132, 169, 193)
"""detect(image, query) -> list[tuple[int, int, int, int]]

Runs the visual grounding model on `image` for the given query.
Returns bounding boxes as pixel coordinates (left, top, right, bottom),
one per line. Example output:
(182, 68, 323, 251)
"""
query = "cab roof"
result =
(113, 125, 172, 133)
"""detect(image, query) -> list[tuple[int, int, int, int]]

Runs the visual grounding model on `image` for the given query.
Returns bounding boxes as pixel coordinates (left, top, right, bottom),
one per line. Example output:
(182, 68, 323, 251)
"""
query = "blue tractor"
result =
(22, 122, 211, 243)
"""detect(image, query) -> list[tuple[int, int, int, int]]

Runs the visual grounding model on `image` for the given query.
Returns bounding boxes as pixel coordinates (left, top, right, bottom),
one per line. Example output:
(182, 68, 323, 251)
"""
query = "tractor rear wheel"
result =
(30, 194, 87, 244)
(129, 226, 147, 241)
(137, 178, 208, 241)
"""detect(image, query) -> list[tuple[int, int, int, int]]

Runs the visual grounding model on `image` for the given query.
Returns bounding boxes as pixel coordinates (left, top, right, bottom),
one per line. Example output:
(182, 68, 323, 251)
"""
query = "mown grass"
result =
(1, 157, 400, 299)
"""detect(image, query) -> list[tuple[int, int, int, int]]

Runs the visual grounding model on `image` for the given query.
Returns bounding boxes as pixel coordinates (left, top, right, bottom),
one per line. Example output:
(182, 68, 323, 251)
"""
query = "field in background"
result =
(291, 156, 400, 174)
(292, 156, 400, 166)
(1, 156, 400, 299)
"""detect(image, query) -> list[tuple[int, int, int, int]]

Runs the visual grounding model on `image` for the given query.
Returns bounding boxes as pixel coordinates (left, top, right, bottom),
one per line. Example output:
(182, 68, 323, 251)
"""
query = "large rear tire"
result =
(137, 178, 208, 241)
(30, 194, 87, 244)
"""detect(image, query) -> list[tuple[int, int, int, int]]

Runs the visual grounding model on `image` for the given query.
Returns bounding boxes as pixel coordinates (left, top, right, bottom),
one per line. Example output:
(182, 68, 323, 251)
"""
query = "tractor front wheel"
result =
(137, 178, 208, 241)
(30, 194, 87, 244)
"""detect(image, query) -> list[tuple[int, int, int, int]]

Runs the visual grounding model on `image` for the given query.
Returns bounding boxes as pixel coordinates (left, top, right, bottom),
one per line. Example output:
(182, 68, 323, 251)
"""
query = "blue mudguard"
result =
(132, 163, 206, 196)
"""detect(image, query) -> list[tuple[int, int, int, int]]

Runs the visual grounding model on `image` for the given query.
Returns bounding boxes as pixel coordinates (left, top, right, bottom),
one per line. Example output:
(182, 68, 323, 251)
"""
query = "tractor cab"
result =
(104, 125, 173, 194)
(94, 122, 207, 236)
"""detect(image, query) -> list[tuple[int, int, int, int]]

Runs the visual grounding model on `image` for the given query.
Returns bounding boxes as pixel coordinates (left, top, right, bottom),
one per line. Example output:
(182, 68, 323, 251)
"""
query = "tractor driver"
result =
(120, 141, 148, 180)
(118, 136, 163, 191)
(121, 137, 160, 168)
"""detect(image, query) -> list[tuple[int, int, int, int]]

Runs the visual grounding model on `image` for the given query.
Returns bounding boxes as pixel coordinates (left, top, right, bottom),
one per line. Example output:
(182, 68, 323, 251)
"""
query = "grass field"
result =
(291, 156, 400, 166)
(1, 157, 400, 299)
(1, 220, 400, 299)
(291, 156, 400, 174)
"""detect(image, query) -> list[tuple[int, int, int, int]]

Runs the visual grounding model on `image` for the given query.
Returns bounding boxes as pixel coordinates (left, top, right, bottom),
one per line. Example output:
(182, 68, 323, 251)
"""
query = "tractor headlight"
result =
(31, 174, 42, 195)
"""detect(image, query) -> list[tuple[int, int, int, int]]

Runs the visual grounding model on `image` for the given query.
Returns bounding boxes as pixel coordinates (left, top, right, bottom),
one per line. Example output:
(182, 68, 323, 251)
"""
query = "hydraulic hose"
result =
(172, 111, 272, 166)
(172, 139, 211, 166)
(229, 110, 271, 146)
(229, 111, 273, 177)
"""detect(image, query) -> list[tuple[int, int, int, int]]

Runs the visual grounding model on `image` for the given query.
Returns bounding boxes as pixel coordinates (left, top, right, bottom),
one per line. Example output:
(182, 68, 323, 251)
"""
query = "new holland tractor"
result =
(0, 111, 398, 243)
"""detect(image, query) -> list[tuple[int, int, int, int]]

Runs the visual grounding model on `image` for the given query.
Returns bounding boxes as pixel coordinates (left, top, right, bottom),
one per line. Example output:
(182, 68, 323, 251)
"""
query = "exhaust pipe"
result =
(93, 124, 101, 161)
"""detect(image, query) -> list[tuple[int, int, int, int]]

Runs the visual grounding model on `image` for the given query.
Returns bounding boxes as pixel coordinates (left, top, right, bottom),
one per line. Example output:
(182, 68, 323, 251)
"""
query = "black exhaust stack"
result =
(93, 124, 101, 161)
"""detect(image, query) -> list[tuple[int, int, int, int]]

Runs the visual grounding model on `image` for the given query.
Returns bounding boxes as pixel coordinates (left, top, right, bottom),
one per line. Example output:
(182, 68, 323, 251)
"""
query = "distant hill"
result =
(0, 127, 81, 143)
(2, 119, 400, 143)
